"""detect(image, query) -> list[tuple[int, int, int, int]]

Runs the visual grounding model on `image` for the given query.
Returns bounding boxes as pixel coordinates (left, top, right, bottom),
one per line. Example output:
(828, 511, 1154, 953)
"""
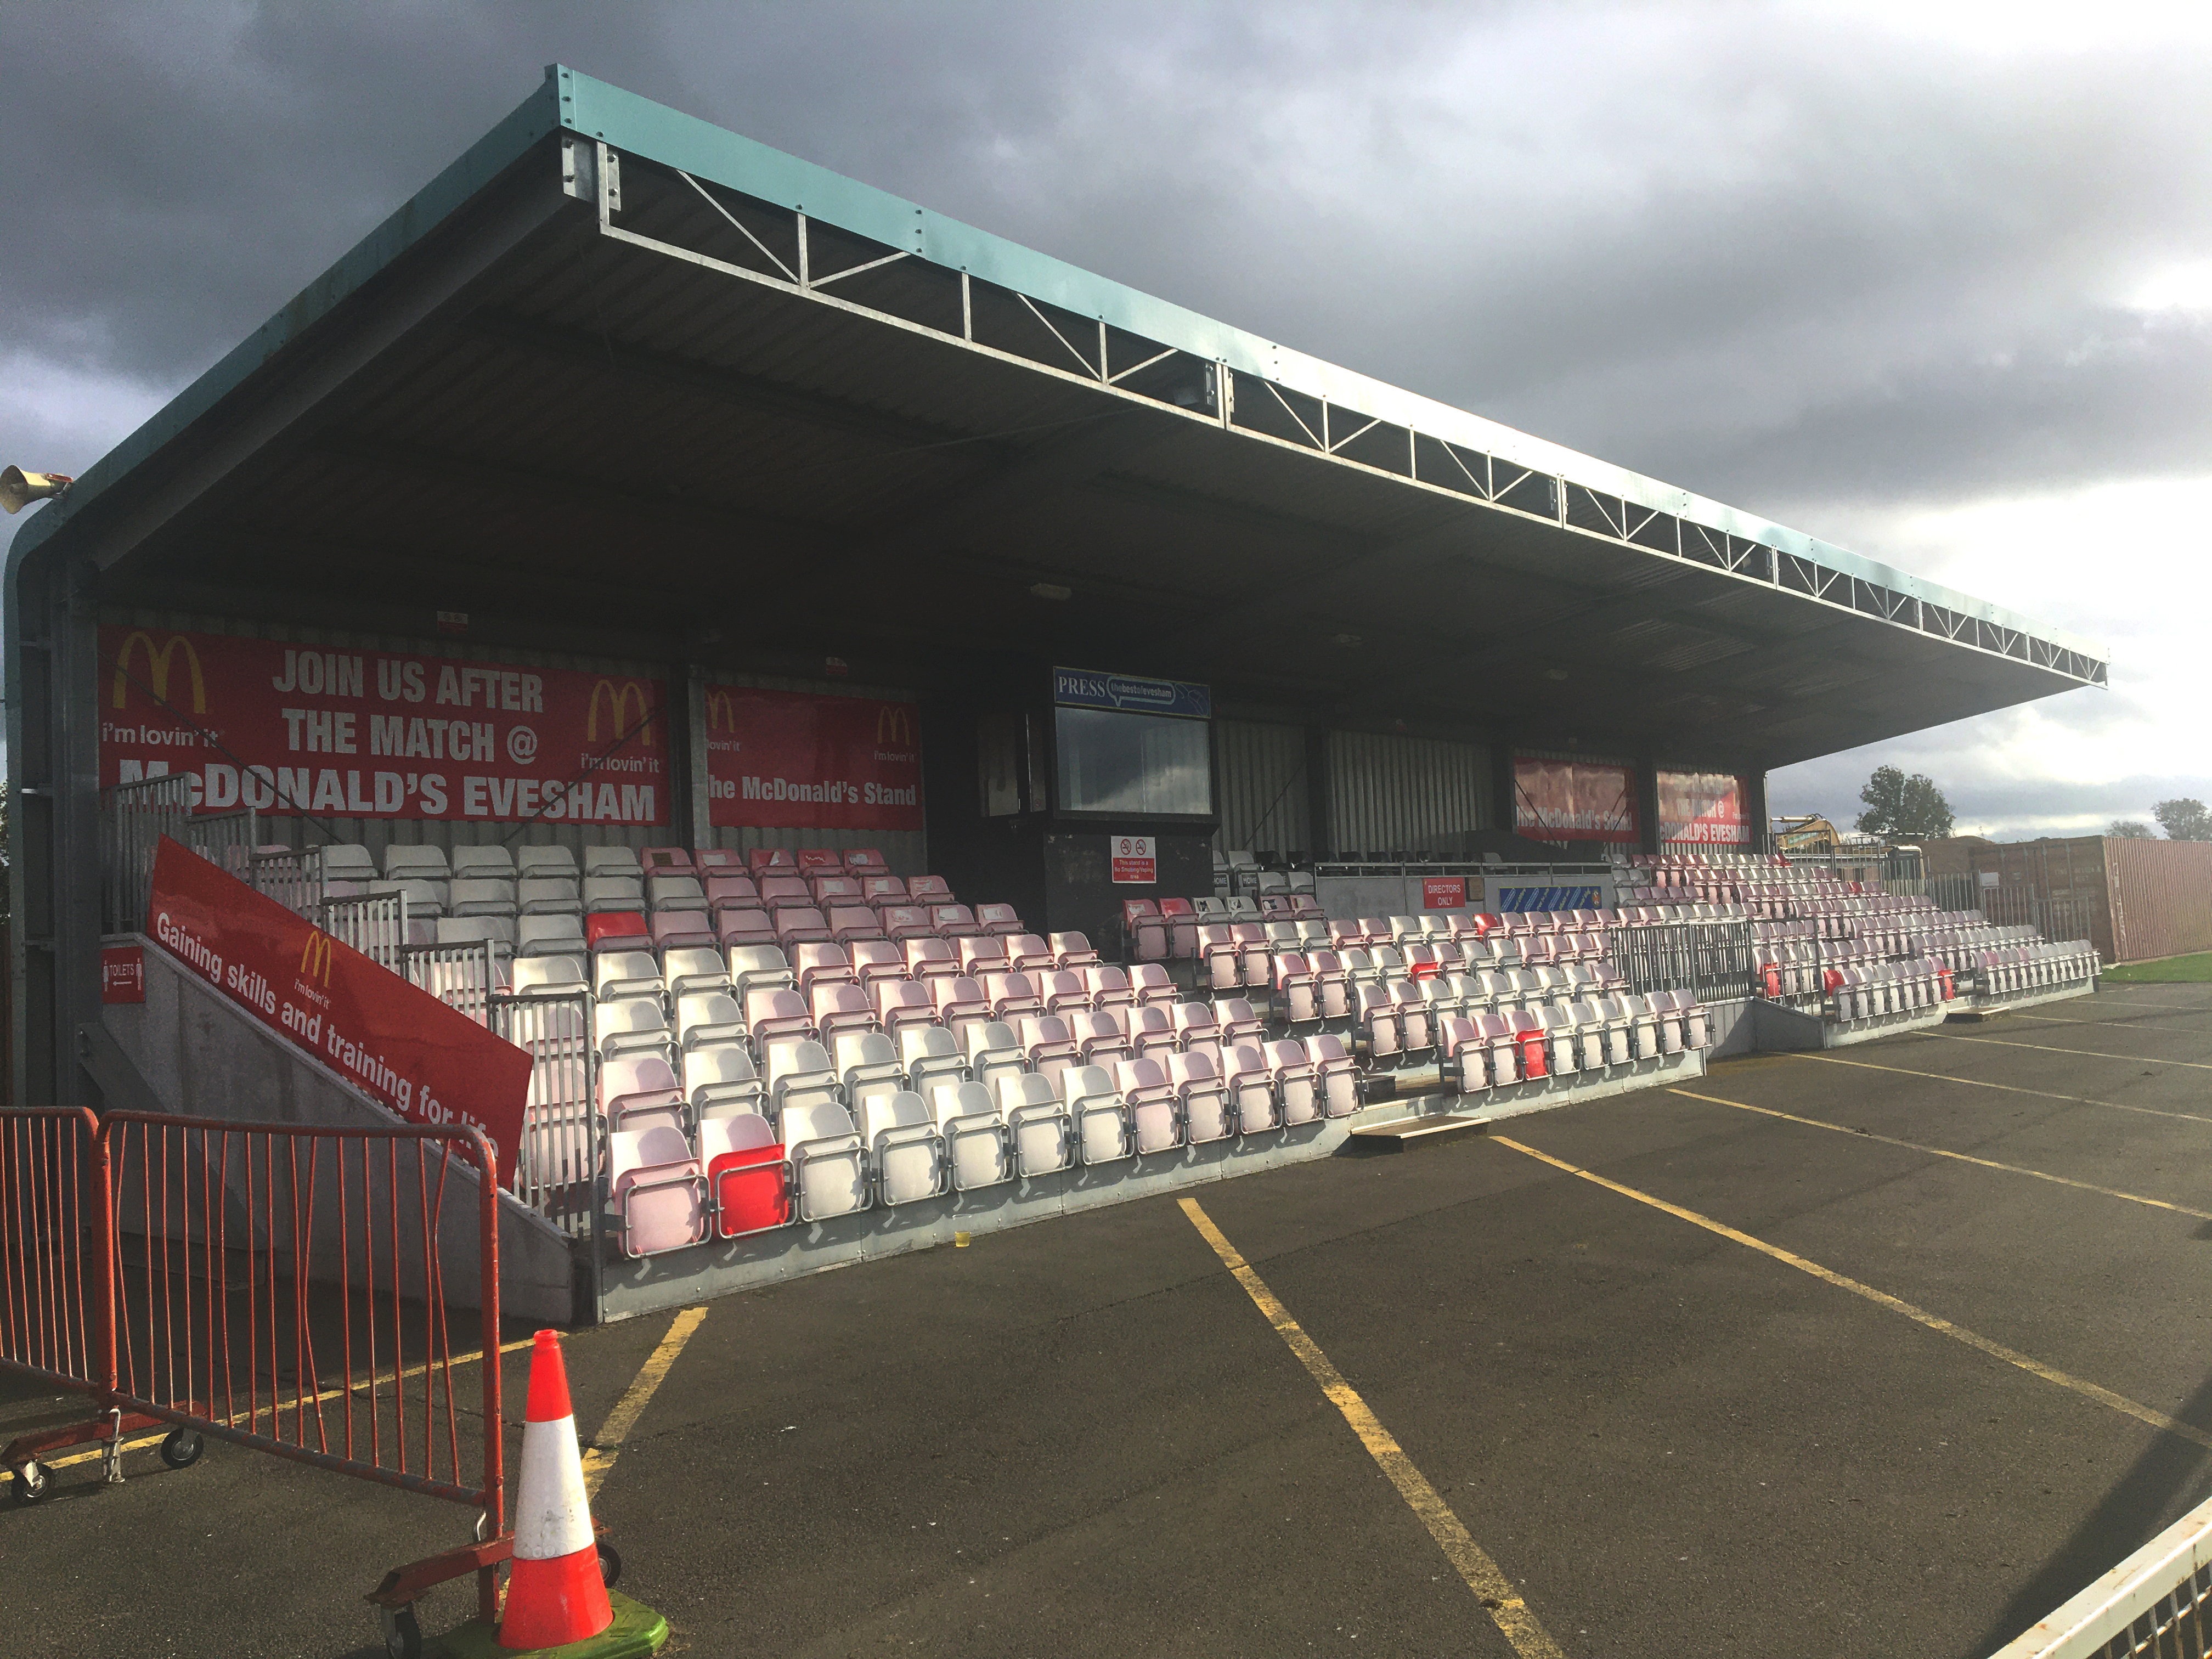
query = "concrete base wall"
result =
(100, 933, 575, 1324)
(1751, 997, 1949, 1051)
(598, 1045, 1709, 1323)
(1959, 976, 2100, 1018)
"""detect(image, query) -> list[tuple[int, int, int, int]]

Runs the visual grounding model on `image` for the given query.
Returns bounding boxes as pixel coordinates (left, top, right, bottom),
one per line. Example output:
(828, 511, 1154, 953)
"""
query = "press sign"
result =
(1111, 836, 1157, 884)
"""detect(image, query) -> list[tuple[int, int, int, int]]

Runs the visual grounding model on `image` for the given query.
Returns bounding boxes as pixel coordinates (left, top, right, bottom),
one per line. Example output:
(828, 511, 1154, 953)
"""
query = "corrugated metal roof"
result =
(7, 62, 2108, 776)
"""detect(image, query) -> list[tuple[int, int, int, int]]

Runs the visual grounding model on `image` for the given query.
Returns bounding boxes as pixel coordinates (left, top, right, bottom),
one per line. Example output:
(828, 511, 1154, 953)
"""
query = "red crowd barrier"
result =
(1, 1108, 508, 1624)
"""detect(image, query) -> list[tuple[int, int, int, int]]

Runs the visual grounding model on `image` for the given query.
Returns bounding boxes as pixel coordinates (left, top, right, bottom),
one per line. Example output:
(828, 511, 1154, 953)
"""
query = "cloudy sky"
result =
(5, 0, 2208, 838)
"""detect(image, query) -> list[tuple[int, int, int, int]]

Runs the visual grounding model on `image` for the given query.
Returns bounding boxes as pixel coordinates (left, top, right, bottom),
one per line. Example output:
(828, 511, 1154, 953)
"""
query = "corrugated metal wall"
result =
(1325, 730, 1491, 857)
(704, 670, 927, 877)
(2108, 838, 2212, 962)
(1212, 720, 1308, 854)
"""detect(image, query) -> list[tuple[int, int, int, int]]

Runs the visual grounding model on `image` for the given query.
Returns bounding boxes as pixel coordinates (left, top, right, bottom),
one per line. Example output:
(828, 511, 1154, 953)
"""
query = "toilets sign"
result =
(1111, 836, 1157, 884)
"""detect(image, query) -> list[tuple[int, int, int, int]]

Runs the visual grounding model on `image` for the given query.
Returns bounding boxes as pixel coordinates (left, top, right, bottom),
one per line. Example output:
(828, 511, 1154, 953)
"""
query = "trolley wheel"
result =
(597, 1540, 622, 1587)
(10, 1462, 50, 1505)
(158, 1430, 204, 1469)
(378, 1604, 423, 1659)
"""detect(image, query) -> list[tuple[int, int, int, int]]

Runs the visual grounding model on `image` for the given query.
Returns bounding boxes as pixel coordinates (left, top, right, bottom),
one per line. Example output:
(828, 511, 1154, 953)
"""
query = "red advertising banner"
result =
(1514, 756, 1641, 845)
(1421, 876, 1467, 910)
(704, 684, 923, 831)
(1658, 771, 1751, 846)
(99, 625, 669, 825)
(146, 837, 532, 1174)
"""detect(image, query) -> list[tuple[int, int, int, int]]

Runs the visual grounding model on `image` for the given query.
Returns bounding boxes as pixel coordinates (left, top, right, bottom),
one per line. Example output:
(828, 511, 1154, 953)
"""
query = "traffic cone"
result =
(501, 1330, 614, 1650)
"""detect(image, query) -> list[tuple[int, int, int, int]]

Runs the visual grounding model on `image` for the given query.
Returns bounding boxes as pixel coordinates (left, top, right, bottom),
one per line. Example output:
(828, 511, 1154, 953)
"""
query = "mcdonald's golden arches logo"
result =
(112, 631, 206, 713)
(704, 690, 737, 733)
(586, 679, 656, 746)
(299, 930, 335, 985)
(875, 703, 915, 747)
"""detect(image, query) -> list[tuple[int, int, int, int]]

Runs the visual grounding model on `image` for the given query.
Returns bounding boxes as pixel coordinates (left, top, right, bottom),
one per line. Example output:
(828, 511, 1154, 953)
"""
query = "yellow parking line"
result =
(1783, 1051, 2212, 1125)
(1938, 1034, 2212, 1072)
(1667, 1087, 2212, 1220)
(580, 1305, 707, 1498)
(1491, 1137, 2212, 1453)
(1179, 1198, 1566, 1659)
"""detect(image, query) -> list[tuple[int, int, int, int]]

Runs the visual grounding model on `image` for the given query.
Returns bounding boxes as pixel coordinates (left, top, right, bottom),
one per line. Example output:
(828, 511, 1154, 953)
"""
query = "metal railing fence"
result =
(1, 1107, 507, 1624)
(101, 776, 196, 933)
(1991, 1487, 2212, 1657)
(1928, 873, 2094, 945)
(490, 991, 600, 1255)
(1609, 919, 1760, 1003)
(323, 893, 409, 971)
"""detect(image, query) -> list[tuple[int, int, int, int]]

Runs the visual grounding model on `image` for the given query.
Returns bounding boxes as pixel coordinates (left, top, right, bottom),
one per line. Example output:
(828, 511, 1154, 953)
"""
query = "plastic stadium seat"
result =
(957, 935, 1010, 976)
(1169, 1049, 1234, 1143)
(1044, 969, 1097, 1022)
(975, 902, 1024, 938)
(791, 942, 856, 992)
(795, 849, 841, 873)
(997, 1073, 1073, 1176)
(1084, 965, 1137, 1011)
(1537, 1005, 1579, 1076)
(1272, 953, 1318, 1025)
(1505, 1010, 1549, 1078)
(668, 995, 747, 1057)
(1113, 1057, 1182, 1154)
(1126, 1003, 1178, 1061)
(1223, 1044, 1283, 1130)
(704, 873, 760, 913)
(584, 845, 642, 877)
(693, 849, 741, 876)
(904, 937, 958, 981)
(881, 906, 935, 943)
(834, 1032, 907, 1125)
(930, 1082, 1011, 1190)
(662, 947, 731, 1001)
(860, 874, 908, 905)
(908, 875, 952, 904)
(600, 1052, 686, 1126)
(747, 848, 798, 876)
(828, 905, 885, 945)
(764, 1037, 843, 1124)
(811, 874, 862, 909)
(809, 983, 876, 1045)
(1017, 1015, 1081, 1091)
(1062, 1064, 1129, 1164)
(1390, 982, 1434, 1059)
(929, 975, 990, 1040)
(1161, 897, 1199, 960)
(744, 986, 814, 1047)
(383, 845, 450, 883)
(1197, 925, 1239, 992)
(450, 878, 518, 919)
(782, 1099, 867, 1221)
(758, 874, 810, 909)
(511, 845, 576, 880)
(609, 1126, 706, 1258)
(651, 911, 717, 952)
(715, 908, 776, 950)
(724, 944, 793, 1002)
(449, 845, 514, 879)
(697, 1113, 785, 1235)
(772, 906, 833, 949)
(644, 874, 707, 916)
(1123, 900, 1168, 962)
(864, 1092, 946, 1206)
(1128, 963, 1178, 1008)
(844, 847, 889, 874)
(1217, 998, 1265, 1046)
(899, 1026, 968, 1100)
(1307, 1034, 1360, 1116)
(515, 916, 584, 955)
(1049, 932, 1100, 970)
(983, 970, 1045, 1024)
(1259, 1040, 1320, 1125)
(437, 915, 516, 951)
(512, 955, 587, 998)
(1171, 1001, 1222, 1054)
(639, 847, 692, 873)
(1356, 984, 1400, 1066)
(1004, 933, 1056, 975)
(687, 1045, 765, 1119)
(932, 904, 982, 939)
(597, 997, 674, 1066)
(1068, 1010, 1131, 1069)
(847, 939, 905, 989)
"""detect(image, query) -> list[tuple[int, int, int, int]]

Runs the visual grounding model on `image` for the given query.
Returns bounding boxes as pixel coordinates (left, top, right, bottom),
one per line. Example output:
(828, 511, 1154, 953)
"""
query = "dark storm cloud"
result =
(7, 1, 2210, 520)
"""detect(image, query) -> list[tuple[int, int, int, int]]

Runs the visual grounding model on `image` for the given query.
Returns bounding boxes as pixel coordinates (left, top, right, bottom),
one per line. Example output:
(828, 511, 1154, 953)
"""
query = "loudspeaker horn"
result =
(1, 467, 74, 515)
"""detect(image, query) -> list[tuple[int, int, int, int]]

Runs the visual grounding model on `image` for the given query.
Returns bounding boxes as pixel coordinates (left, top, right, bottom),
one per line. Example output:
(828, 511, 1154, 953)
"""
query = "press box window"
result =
(1054, 707, 1212, 817)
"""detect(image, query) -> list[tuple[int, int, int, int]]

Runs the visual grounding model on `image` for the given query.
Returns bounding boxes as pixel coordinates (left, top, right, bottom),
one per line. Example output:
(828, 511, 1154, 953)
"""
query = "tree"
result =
(2154, 798, 2211, 842)
(1855, 765, 1955, 840)
(2108, 819, 2155, 839)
